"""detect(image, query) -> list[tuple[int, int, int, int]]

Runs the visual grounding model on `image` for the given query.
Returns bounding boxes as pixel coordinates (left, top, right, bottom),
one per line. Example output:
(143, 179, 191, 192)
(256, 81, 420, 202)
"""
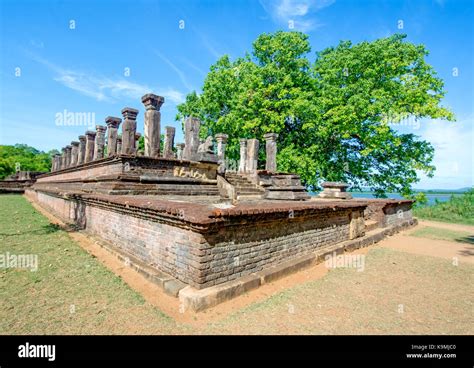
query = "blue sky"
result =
(0, 0, 472, 189)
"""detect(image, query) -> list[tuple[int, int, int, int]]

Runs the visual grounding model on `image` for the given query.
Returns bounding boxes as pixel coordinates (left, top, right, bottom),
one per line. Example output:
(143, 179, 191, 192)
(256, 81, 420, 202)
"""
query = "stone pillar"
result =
(163, 126, 175, 158)
(135, 132, 142, 155)
(65, 145, 72, 168)
(176, 143, 185, 160)
(116, 137, 122, 155)
(141, 94, 164, 158)
(85, 131, 96, 163)
(51, 154, 56, 171)
(121, 107, 139, 155)
(106, 116, 121, 157)
(246, 138, 259, 174)
(239, 139, 247, 173)
(55, 154, 61, 171)
(52, 154, 59, 172)
(183, 117, 201, 161)
(264, 133, 278, 172)
(70, 141, 79, 166)
(215, 133, 228, 174)
(93, 125, 107, 160)
(77, 135, 86, 165)
(60, 148, 66, 170)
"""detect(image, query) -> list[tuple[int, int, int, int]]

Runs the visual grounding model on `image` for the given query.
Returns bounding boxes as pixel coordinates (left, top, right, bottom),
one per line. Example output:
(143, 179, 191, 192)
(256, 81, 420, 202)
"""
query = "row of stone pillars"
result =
(237, 133, 278, 174)
(51, 94, 178, 172)
(50, 92, 279, 175)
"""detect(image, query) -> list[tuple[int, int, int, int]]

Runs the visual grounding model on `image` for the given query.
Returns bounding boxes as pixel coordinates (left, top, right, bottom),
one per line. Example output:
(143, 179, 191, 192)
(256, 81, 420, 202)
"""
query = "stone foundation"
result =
(33, 155, 219, 196)
(25, 189, 372, 289)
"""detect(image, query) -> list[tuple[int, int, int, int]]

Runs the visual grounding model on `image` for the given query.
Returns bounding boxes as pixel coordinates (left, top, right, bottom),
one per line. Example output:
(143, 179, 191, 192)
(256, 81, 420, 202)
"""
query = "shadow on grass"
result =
(455, 235, 474, 245)
(0, 223, 61, 237)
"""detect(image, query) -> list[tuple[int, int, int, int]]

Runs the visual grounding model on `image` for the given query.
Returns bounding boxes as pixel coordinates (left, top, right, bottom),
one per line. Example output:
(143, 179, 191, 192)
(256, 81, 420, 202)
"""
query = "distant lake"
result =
(310, 192, 462, 206)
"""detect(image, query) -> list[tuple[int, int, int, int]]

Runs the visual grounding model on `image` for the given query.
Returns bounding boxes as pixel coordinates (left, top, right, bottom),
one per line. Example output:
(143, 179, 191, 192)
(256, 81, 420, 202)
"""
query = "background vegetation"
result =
(0, 144, 57, 179)
(413, 188, 474, 225)
(176, 31, 454, 198)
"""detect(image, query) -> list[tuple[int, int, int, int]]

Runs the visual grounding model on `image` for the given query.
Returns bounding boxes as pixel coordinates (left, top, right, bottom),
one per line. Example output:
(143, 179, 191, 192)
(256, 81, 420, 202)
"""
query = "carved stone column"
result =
(246, 138, 259, 174)
(60, 148, 66, 170)
(163, 126, 175, 158)
(215, 133, 228, 174)
(52, 154, 60, 171)
(121, 108, 139, 155)
(238, 139, 247, 173)
(116, 137, 122, 155)
(65, 145, 72, 168)
(264, 133, 278, 172)
(135, 132, 142, 155)
(93, 125, 107, 160)
(106, 116, 121, 157)
(141, 94, 164, 158)
(176, 143, 185, 160)
(183, 117, 201, 161)
(85, 131, 96, 163)
(70, 141, 79, 166)
(77, 135, 86, 165)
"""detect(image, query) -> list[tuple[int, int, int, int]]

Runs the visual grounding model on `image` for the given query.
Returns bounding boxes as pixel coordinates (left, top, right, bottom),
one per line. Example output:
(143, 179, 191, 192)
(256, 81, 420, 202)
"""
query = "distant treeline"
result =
(413, 188, 474, 225)
(0, 145, 57, 179)
(350, 189, 469, 195)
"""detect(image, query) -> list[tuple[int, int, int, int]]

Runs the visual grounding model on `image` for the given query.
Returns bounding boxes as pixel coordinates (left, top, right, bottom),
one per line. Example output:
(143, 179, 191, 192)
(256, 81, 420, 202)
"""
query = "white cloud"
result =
(153, 50, 194, 91)
(414, 116, 474, 189)
(28, 52, 185, 105)
(260, 0, 335, 32)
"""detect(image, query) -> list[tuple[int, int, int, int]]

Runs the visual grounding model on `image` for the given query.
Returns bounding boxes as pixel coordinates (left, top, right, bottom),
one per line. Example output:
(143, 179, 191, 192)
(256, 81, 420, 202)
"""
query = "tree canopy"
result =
(0, 144, 56, 179)
(176, 32, 454, 197)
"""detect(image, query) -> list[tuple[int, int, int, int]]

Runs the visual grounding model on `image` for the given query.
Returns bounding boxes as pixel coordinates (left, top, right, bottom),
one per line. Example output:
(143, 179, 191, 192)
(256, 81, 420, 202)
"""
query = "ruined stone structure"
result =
(121, 108, 138, 155)
(183, 117, 201, 161)
(25, 92, 417, 312)
(78, 135, 86, 165)
(163, 126, 175, 159)
(142, 94, 163, 158)
(319, 182, 353, 200)
(106, 117, 121, 157)
(0, 171, 46, 193)
(84, 131, 96, 163)
(93, 125, 107, 160)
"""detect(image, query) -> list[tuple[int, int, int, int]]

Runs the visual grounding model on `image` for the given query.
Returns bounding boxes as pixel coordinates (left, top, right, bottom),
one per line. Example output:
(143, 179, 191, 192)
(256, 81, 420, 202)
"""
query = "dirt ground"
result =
(1, 194, 473, 334)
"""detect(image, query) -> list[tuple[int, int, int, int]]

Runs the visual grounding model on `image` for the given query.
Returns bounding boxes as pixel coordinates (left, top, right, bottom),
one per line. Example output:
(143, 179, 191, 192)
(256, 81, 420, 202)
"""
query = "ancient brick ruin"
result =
(24, 93, 417, 311)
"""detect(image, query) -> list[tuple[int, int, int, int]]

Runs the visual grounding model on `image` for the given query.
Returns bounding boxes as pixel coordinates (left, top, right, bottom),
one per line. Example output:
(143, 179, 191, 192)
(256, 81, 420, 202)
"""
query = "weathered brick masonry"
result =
(26, 189, 370, 289)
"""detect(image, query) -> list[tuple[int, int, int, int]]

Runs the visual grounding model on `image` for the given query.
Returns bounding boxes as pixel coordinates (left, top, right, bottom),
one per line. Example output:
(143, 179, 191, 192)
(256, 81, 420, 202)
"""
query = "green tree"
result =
(176, 32, 453, 196)
(0, 144, 54, 179)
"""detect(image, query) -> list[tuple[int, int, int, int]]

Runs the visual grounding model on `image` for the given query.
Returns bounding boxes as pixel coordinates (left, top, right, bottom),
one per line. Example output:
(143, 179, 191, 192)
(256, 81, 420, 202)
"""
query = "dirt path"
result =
(24, 196, 473, 328)
(26, 196, 338, 326)
(379, 234, 473, 264)
(417, 219, 474, 233)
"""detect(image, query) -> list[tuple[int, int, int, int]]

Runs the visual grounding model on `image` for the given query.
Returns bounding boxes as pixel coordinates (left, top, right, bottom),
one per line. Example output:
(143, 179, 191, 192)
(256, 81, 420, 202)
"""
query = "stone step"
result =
(365, 220, 379, 232)
(233, 184, 261, 189)
(236, 190, 264, 195)
(236, 194, 264, 200)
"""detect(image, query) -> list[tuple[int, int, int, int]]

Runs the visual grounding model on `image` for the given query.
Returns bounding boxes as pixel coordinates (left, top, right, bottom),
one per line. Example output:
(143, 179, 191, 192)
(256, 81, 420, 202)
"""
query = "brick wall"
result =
(28, 190, 363, 289)
(37, 156, 218, 183)
(384, 203, 413, 227)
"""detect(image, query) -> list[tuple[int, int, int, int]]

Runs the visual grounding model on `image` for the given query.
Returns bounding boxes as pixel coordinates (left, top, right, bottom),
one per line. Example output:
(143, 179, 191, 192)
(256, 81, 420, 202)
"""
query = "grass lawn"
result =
(1, 194, 473, 334)
(205, 247, 474, 334)
(0, 194, 182, 334)
(410, 226, 474, 245)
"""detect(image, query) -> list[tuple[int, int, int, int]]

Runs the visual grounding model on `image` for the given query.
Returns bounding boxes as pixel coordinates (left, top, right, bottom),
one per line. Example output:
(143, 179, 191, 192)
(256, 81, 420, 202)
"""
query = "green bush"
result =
(413, 188, 474, 225)
(0, 144, 58, 179)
